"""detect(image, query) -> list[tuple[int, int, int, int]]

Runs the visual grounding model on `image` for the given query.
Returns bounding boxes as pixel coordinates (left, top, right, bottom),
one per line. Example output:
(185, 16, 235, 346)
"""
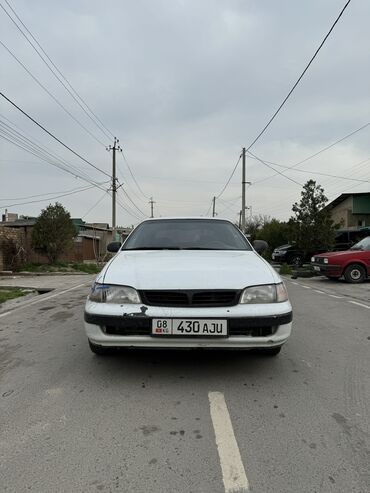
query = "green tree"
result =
(32, 203, 76, 263)
(290, 180, 336, 254)
(255, 219, 292, 257)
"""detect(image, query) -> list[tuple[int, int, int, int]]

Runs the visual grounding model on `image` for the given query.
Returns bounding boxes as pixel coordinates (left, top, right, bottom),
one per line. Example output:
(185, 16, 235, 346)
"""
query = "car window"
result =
(335, 231, 349, 243)
(350, 236, 370, 251)
(123, 219, 252, 250)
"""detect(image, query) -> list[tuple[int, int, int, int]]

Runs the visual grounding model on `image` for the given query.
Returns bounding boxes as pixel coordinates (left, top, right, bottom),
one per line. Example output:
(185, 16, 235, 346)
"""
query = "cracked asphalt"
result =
(0, 275, 369, 492)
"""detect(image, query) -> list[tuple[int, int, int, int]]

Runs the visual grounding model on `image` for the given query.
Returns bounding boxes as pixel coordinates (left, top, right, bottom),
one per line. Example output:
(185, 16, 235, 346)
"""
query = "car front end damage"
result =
(84, 286, 292, 350)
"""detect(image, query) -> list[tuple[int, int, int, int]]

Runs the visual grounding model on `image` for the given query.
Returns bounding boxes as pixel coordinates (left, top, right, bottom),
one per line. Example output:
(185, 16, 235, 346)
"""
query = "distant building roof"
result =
(1, 218, 36, 227)
(326, 192, 370, 210)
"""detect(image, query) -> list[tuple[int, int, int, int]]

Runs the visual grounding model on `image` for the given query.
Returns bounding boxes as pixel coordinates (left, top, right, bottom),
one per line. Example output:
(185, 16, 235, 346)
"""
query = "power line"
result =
(0, 39, 106, 147)
(0, 184, 97, 208)
(0, 126, 110, 193)
(1, 0, 114, 141)
(0, 183, 108, 202)
(216, 153, 242, 199)
(250, 121, 370, 185)
(248, 153, 303, 186)
(0, 117, 106, 185)
(120, 151, 149, 200)
(248, 153, 370, 184)
(119, 186, 147, 218)
(82, 191, 109, 219)
(0, 92, 111, 178)
(245, 0, 352, 152)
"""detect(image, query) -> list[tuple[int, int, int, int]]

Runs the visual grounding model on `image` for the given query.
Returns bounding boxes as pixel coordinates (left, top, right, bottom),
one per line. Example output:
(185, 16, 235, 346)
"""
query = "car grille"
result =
(313, 256, 327, 264)
(228, 320, 278, 336)
(139, 290, 240, 307)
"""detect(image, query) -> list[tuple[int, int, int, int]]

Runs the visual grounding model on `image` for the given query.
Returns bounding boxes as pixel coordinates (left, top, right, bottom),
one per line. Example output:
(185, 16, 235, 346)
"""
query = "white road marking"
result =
(314, 289, 325, 294)
(301, 285, 311, 289)
(348, 300, 370, 310)
(329, 294, 343, 299)
(0, 311, 12, 318)
(0, 283, 88, 318)
(208, 391, 249, 493)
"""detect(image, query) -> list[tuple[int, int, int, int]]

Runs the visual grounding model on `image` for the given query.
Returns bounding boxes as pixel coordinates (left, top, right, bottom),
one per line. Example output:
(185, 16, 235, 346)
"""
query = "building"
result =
(326, 192, 370, 229)
(1, 209, 19, 223)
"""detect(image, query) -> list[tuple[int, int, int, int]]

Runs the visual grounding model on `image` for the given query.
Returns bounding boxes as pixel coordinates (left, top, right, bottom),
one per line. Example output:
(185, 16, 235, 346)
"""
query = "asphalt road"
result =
(1, 277, 370, 493)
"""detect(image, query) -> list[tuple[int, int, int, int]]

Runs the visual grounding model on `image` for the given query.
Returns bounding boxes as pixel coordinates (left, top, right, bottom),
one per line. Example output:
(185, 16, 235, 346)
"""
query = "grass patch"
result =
(279, 264, 292, 275)
(0, 288, 30, 304)
(18, 262, 101, 274)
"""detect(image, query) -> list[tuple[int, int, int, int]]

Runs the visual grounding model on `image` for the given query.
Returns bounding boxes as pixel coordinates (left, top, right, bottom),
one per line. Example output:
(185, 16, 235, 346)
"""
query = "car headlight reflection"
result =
(89, 283, 141, 303)
(240, 283, 288, 304)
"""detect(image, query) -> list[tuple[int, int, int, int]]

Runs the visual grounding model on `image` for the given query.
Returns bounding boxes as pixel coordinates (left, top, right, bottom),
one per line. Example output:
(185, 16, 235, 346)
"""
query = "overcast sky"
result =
(1, 0, 369, 226)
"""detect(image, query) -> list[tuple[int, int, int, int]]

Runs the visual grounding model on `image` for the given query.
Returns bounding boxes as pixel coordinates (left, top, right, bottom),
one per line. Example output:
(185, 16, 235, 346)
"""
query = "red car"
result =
(311, 236, 370, 283)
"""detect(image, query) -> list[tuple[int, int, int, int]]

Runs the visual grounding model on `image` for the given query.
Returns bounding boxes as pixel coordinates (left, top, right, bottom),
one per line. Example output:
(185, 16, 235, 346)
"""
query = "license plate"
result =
(152, 319, 228, 336)
(313, 266, 320, 271)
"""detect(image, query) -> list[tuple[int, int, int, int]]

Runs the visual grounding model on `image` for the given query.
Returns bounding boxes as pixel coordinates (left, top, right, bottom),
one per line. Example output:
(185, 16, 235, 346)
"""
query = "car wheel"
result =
(289, 256, 303, 267)
(344, 264, 366, 283)
(88, 340, 113, 355)
(258, 346, 282, 356)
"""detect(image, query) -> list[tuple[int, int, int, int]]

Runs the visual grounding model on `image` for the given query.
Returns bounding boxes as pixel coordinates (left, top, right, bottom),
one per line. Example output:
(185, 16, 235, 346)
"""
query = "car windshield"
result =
(350, 236, 370, 251)
(123, 219, 252, 251)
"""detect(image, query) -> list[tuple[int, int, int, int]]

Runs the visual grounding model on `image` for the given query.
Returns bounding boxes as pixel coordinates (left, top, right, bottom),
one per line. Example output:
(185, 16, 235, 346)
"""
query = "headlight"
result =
(240, 283, 288, 304)
(88, 283, 141, 303)
(311, 256, 315, 263)
(323, 258, 329, 264)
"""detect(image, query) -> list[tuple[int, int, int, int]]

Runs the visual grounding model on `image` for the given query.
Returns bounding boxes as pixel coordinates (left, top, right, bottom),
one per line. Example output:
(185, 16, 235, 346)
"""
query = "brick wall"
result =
(0, 226, 26, 271)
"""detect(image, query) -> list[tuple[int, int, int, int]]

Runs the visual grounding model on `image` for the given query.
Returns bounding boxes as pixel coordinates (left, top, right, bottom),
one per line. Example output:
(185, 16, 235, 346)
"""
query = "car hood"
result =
(315, 250, 358, 258)
(97, 250, 280, 290)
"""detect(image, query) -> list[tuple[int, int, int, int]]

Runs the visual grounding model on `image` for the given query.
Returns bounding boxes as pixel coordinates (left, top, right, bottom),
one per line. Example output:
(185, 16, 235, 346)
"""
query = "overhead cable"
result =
(1, 0, 114, 140)
(245, 0, 352, 152)
(0, 92, 111, 178)
(0, 39, 106, 146)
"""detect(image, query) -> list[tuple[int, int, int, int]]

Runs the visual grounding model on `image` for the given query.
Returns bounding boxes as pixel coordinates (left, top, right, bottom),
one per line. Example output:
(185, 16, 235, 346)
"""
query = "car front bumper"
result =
(84, 300, 293, 349)
(311, 263, 342, 277)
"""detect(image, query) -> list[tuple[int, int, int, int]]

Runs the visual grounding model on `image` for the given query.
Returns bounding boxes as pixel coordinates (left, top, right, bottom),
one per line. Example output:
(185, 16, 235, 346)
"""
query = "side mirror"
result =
(107, 241, 121, 253)
(253, 239, 268, 254)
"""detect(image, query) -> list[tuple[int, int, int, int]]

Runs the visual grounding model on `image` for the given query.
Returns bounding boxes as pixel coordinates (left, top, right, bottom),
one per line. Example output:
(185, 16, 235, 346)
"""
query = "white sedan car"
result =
(84, 218, 292, 356)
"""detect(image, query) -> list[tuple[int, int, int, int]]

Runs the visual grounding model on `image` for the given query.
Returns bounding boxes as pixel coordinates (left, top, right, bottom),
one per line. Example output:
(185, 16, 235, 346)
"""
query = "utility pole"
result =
(149, 197, 155, 218)
(241, 147, 246, 233)
(238, 210, 242, 229)
(107, 137, 121, 238)
(212, 196, 216, 217)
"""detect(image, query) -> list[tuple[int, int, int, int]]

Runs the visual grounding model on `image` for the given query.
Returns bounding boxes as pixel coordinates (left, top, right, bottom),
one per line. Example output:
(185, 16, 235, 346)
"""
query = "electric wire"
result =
(82, 191, 109, 219)
(216, 153, 242, 199)
(247, 153, 303, 186)
(0, 92, 111, 178)
(0, 129, 110, 192)
(0, 183, 108, 202)
(0, 39, 106, 147)
(245, 0, 352, 152)
(1, 0, 113, 140)
(1, 184, 97, 208)
(120, 151, 149, 200)
(120, 187, 147, 217)
(248, 152, 370, 184)
(250, 121, 370, 185)
(0, 118, 106, 185)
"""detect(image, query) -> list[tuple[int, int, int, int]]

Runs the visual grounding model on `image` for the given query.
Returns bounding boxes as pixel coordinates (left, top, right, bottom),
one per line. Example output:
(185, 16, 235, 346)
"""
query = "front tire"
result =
(344, 264, 366, 283)
(258, 346, 282, 356)
(289, 256, 303, 267)
(88, 340, 113, 355)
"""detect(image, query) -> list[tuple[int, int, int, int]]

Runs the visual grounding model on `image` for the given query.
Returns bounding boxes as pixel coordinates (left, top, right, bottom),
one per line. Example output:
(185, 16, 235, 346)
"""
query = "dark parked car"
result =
(271, 244, 308, 266)
(271, 228, 370, 266)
